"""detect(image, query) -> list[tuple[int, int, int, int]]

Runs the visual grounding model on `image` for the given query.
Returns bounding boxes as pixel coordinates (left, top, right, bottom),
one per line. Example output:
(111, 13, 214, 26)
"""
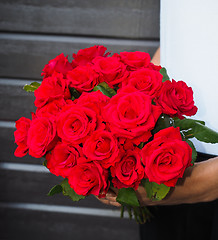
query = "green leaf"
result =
(116, 188, 140, 207)
(174, 117, 218, 143)
(69, 87, 81, 100)
(48, 184, 63, 196)
(93, 82, 117, 98)
(185, 139, 197, 164)
(138, 142, 144, 149)
(174, 117, 205, 130)
(23, 82, 41, 92)
(193, 122, 218, 143)
(160, 67, 170, 82)
(43, 160, 47, 167)
(142, 179, 170, 201)
(61, 179, 85, 202)
(152, 114, 174, 134)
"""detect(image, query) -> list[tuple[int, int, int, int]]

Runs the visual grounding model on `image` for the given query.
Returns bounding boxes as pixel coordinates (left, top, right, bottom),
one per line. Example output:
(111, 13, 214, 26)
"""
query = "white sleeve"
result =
(160, 0, 218, 155)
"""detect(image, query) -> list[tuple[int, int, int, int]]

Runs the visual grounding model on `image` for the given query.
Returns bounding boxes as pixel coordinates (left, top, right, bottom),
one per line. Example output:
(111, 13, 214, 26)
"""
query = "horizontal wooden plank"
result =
(0, 169, 116, 210)
(0, 80, 36, 121)
(0, 162, 48, 173)
(0, 121, 15, 128)
(0, 33, 159, 79)
(0, 0, 160, 39)
(0, 208, 140, 240)
(0, 125, 40, 164)
(0, 202, 126, 218)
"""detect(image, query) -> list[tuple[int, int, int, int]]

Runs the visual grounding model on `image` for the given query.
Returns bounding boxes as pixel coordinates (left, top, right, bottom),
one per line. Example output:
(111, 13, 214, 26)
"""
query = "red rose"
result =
(111, 147, 144, 190)
(46, 142, 84, 178)
(76, 90, 110, 116)
(148, 63, 162, 71)
(72, 45, 110, 67)
(83, 130, 120, 169)
(41, 53, 73, 78)
(141, 127, 192, 187)
(123, 68, 163, 98)
(68, 161, 109, 198)
(155, 80, 198, 119)
(27, 116, 57, 158)
(57, 104, 99, 144)
(93, 56, 128, 87)
(34, 72, 71, 108)
(118, 51, 151, 70)
(14, 117, 31, 157)
(36, 98, 68, 119)
(67, 65, 99, 92)
(103, 86, 162, 145)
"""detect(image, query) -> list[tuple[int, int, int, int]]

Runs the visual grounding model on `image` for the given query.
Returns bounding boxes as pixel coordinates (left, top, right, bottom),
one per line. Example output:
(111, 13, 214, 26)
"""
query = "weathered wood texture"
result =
(0, 80, 38, 164)
(0, 1, 160, 239)
(0, 208, 140, 240)
(0, 126, 38, 164)
(0, 0, 160, 39)
(0, 169, 115, 209)
(0, 80, 36, 120)
(0, 34, 159, 80)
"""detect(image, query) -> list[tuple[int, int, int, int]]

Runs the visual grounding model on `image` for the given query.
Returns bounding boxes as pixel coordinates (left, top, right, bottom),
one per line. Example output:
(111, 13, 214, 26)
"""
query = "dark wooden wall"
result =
(0, 1, 160, 239)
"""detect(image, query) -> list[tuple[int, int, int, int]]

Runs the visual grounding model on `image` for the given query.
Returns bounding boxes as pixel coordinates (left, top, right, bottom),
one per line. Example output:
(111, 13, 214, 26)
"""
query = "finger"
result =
(105, 195, 117, 202)
(96, 195, 121, 207)
(105, 195, 121, 207)
(95, 191, 121, 207)
(105, 190, 117, 198)
(110, 201, 122, 207)
(99, 199, 110, 205)
(96, 197, 111, 205)
(98, 198, 121, 207)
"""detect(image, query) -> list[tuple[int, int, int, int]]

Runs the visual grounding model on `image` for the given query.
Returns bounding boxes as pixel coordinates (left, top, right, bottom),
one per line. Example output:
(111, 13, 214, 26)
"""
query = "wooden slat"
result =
(0, 168, 115, 209)
(0, 1, 156, 238)
(0, 33, 159, 79)
(0, 208, 140, 240)
(0, 125, 40, 164)
(0, 202, 125, 218)
(0, 80, 36, 121)
(0, 0, 160, 39)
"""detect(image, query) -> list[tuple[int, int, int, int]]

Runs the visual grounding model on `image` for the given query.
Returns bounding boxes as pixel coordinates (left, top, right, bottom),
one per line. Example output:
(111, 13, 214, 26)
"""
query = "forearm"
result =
(151, 47, 160, 65)
(138, 156, 218, 206)
(169, 156, 218, 204)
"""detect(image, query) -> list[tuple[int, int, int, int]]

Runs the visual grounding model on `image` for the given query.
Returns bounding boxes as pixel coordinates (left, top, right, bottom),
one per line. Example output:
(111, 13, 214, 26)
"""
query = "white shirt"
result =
(160, 0, 218, 155)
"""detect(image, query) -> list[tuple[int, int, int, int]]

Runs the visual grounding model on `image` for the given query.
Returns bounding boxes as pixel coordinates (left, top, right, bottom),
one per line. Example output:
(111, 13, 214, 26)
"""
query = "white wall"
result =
(160, 0, 218, 155)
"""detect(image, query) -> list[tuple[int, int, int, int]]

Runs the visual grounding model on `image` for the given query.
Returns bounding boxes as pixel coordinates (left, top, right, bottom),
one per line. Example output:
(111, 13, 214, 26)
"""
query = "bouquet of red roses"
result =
(14, 45, 218, 223)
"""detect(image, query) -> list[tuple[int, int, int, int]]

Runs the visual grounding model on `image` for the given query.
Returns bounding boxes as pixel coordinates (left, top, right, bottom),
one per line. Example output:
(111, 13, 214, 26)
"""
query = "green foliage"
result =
(185, 139, 197, 164)
(23, 82, 41, 92)
(116, 188, 140, 207)
(93, 82, 117, 98)
(137, 142, 144, 149)
(174, 117, 218, 143)
(120, 205, 152, 224)
(160, 67, 170, 82)
(61, 179, 85, 201)
(152, 114, 174, 134)
(192, 122, 218, 143)
(43, 160, 47, 167)
(69, 87, 81, 100)
(142, 179, 170, 201)
(47, 184, 63, 196)
(47, 179, 85, 201)
(174, 117, 205, 130)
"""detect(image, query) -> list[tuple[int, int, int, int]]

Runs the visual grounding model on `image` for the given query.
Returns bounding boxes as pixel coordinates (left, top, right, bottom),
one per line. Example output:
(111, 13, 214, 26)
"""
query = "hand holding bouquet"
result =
(14, 45, 218, 223)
